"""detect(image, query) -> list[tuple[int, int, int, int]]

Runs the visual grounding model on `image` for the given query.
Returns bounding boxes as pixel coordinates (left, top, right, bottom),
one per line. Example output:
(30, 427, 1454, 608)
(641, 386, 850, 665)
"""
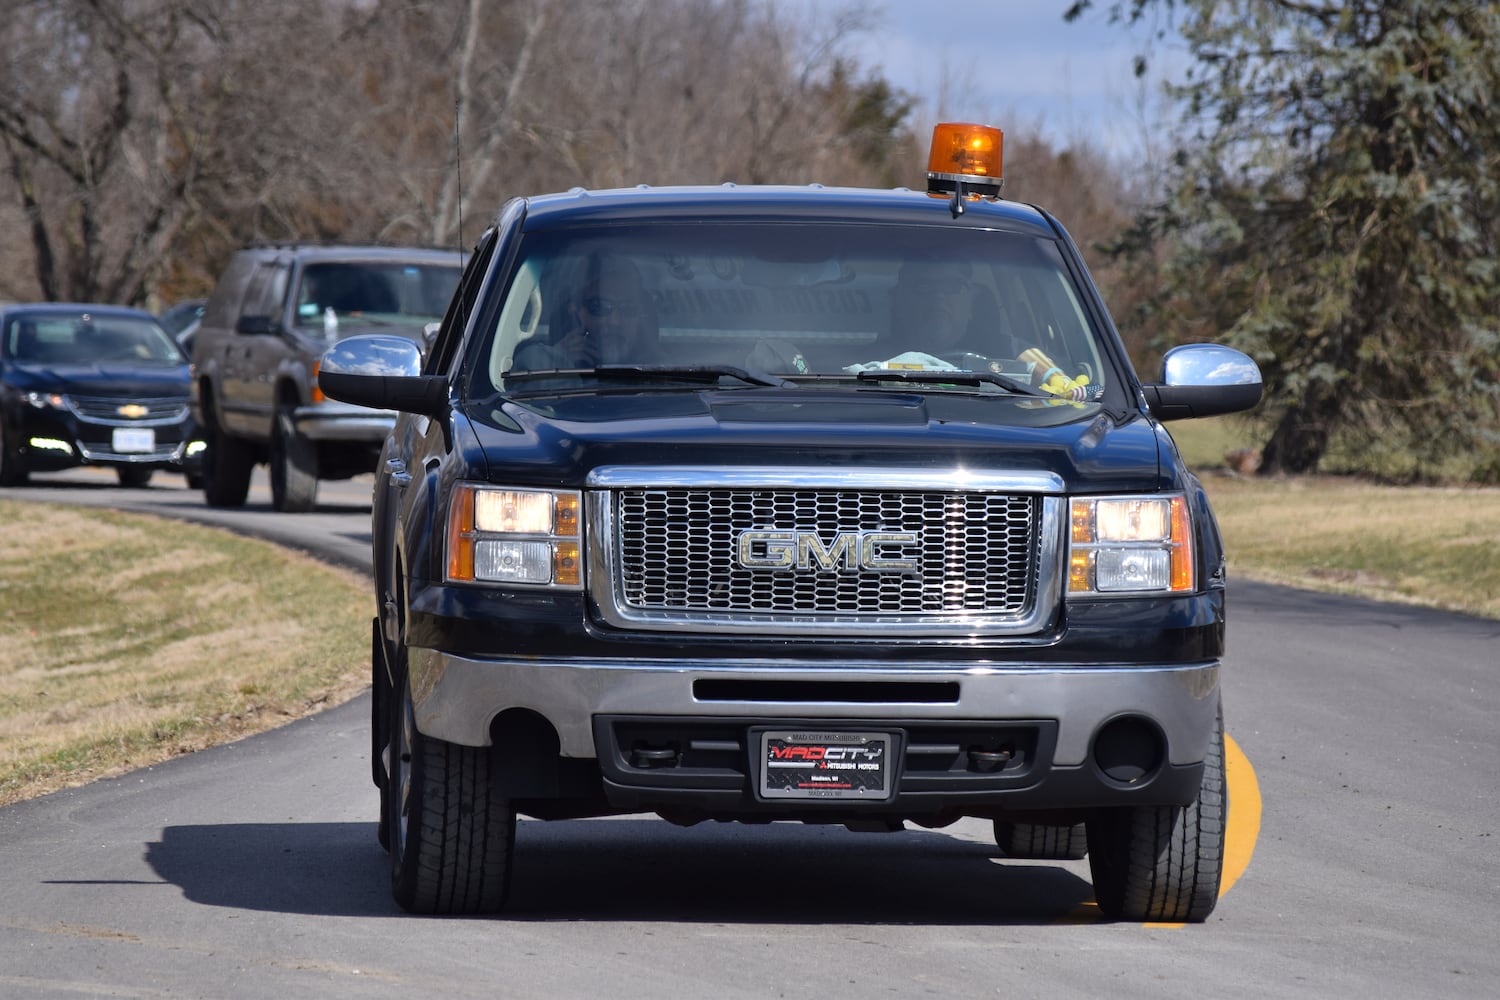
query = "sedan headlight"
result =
(446, 484, 582, 588)
(1068, 495, 1194, 595)
(25, 391, 66, 410)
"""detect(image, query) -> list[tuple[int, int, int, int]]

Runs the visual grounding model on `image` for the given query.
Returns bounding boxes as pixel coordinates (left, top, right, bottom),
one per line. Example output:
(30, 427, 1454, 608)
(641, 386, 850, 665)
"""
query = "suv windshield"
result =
(293, 261, 459, 328)
(481, 223, 1107, 397)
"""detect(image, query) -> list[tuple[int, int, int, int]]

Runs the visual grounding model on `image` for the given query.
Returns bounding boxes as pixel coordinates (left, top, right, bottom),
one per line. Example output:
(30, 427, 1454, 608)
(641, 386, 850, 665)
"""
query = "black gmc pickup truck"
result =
(319, 124, 1262, 920)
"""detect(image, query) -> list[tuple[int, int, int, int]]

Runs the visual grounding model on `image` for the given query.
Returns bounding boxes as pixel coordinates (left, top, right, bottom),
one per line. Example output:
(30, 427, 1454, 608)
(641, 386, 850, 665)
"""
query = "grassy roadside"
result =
(0, 498, 369, 807)
(1170, 419, 1500, 620)
(2, 446, 1496, 807)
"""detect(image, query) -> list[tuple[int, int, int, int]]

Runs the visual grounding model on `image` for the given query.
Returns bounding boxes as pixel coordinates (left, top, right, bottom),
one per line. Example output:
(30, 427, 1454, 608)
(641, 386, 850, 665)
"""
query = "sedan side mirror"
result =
(1141, 343, 1263, 421)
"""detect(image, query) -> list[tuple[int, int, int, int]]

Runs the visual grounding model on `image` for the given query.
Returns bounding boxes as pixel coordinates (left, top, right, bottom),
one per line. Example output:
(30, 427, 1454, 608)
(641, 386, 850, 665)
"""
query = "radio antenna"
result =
(453, 93, 465, 255)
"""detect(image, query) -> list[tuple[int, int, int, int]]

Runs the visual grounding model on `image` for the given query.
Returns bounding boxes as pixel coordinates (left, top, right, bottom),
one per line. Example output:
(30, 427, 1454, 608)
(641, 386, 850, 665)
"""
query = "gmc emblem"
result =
(735, 529, 919, 574)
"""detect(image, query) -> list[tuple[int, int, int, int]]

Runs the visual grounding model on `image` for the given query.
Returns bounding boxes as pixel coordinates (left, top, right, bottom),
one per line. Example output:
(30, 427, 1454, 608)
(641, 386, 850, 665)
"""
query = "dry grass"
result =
(1201, 474, 1500, 619)
(1171, 418, 1500, 619)
(0, 499, 369, 806)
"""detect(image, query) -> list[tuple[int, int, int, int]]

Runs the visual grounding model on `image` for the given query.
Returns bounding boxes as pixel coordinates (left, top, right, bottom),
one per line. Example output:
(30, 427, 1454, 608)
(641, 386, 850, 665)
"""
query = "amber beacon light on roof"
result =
(926, 122, 1004, 217)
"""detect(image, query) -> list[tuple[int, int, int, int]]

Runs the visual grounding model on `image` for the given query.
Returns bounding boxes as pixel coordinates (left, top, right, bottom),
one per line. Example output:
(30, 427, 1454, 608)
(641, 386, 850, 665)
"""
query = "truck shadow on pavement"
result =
(145, 817, 1097, 924)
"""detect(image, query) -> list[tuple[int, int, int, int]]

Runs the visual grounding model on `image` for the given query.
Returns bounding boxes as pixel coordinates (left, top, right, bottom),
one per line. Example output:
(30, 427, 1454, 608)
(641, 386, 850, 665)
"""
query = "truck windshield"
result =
(293, 262, 461, 329)
(482, 223, 1106, 397)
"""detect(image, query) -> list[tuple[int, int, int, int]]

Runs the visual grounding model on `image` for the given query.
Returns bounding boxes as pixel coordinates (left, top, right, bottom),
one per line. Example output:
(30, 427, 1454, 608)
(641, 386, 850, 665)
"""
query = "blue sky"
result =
(845, 1, 1180, 158)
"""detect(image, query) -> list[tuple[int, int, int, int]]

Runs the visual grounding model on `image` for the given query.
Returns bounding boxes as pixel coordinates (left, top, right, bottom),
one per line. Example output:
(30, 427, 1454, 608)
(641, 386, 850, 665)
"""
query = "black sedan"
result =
(0, 303, 204, 487)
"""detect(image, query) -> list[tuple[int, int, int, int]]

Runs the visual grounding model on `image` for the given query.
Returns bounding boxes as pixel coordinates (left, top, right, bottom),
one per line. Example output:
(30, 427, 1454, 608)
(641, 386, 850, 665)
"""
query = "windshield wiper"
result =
(853, 368, 1046, 396)
(505, 364, 796, 388)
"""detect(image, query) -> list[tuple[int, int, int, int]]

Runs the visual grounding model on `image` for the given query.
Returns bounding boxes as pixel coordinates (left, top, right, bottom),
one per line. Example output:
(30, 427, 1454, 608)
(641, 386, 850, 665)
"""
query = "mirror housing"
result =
(234, 314, 279, 336)
(318, 335, 449, 419)
(1141, 343, 1263, 421)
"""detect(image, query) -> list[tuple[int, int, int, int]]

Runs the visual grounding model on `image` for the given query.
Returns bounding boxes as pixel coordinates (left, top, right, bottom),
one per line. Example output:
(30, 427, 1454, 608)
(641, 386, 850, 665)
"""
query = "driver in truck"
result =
(512, 255, 655, 370)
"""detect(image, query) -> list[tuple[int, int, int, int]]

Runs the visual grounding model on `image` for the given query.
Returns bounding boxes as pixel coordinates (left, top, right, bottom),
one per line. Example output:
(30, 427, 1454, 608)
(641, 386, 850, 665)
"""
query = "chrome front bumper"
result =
(406, 648, 1220, 768)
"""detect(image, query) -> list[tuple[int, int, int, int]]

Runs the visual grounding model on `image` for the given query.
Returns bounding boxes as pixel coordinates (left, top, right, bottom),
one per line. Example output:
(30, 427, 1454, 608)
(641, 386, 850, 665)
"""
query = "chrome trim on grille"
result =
(588, 465, 1065, 493)
(65, 395, 191, 426)
(588, 467, 1063, 637)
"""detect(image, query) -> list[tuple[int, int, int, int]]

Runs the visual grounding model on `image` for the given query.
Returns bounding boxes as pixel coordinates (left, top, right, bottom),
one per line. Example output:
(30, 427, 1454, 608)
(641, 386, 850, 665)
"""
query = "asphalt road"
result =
(2, 468, 1497, 999)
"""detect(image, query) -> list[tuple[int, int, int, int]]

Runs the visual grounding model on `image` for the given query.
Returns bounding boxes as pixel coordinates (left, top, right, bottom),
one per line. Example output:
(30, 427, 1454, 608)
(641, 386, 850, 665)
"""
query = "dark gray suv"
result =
(190, 244, 462, 510)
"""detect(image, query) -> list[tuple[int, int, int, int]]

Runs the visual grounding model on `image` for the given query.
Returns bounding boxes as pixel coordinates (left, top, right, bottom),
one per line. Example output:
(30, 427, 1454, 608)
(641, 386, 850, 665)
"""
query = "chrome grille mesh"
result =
(67, 395, 189, 424)
(613, 489, 1038, 618)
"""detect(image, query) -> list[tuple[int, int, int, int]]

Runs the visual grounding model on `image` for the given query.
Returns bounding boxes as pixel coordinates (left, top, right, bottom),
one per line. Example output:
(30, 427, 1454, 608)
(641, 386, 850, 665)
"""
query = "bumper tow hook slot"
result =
(968, 748, 1013, 772)
(631, 747, 678, 769)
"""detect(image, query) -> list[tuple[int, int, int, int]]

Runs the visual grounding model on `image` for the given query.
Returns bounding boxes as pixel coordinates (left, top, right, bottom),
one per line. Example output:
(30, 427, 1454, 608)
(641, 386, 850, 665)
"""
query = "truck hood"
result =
(466, 388, 1169, 494)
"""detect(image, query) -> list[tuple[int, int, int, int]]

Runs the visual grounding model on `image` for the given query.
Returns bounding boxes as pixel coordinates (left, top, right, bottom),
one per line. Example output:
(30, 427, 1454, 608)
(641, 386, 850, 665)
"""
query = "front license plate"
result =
(112, 427, 155, 453)
(758, 730, 894, 800)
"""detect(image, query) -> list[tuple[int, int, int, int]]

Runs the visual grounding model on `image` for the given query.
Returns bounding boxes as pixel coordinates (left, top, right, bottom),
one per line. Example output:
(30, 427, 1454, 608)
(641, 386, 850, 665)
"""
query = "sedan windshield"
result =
(480, 222, 1107, 398)
(3, 312, 185, 367)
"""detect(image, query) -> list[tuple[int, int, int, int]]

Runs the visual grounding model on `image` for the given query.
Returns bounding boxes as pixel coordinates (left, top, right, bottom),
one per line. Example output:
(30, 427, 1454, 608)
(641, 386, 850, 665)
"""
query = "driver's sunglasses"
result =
(582, 296, 643, 320)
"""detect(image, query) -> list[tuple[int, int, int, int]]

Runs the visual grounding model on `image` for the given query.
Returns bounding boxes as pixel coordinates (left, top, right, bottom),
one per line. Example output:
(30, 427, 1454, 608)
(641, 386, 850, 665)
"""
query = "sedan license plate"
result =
(758, 730, 893, 800)
(112, 427, 155, 453)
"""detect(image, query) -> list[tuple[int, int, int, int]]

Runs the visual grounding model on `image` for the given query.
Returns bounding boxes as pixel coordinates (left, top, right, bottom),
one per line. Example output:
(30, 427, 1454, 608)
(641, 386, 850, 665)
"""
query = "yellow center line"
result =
(1221, 733, 1261, 894)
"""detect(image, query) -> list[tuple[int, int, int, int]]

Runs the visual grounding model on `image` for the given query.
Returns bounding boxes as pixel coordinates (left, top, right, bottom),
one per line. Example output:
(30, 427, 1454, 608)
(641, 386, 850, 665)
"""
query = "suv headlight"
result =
(1068, 495, 1194, 596)
(446, 485, 582, 588)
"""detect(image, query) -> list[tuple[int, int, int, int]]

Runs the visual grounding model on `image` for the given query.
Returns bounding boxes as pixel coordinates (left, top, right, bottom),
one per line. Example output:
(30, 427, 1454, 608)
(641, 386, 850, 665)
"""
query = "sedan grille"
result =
(67, 395, 190, 425)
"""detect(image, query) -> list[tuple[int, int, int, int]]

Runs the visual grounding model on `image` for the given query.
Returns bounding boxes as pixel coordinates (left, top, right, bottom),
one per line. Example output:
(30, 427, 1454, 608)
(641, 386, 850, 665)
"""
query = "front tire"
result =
(1086, 700, 1227, 922)
(387, 644, 515, 914)
(269, 404, 318, 512)
(201, 419, 254, 508)
(0, 420, 28, 486)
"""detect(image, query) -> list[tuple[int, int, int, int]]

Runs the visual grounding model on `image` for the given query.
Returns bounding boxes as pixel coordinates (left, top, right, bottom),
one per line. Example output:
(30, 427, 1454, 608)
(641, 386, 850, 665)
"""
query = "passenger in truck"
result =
(888, 258, 1015, 363)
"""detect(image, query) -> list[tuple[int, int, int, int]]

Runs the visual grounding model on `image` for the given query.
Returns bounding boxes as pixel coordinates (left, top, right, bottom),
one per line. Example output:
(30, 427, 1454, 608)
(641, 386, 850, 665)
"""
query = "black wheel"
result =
(269, 404, 318, 513)
(201, 418, 254, 508)
(1086, 700, 1227, 922)
(387, 638, 515, 914)
(116, 465, 153, 488)
(371, 616, 392, 851)
(994, 820, 1088, 860)
(0, 420, 28, 486)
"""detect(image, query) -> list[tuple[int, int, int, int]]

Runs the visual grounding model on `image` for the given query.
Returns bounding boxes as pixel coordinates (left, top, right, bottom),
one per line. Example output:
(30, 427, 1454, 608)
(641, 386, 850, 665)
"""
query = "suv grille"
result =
(598, 483, 1058, 635)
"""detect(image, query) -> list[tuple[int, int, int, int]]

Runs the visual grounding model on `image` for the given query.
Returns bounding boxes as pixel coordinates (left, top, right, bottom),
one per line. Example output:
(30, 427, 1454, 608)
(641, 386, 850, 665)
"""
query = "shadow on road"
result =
(145, 817, 1097, 924)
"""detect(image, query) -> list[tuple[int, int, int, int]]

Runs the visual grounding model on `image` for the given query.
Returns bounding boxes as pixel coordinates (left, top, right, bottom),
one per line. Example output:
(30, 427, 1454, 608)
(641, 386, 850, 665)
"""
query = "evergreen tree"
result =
(1077, 0, 1500, 480)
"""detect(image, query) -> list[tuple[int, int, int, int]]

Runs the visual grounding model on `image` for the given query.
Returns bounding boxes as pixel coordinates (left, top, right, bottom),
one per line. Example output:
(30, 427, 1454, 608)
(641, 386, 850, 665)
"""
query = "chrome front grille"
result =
(67, 395, 190, 425)
(590, 469, 1065, 636)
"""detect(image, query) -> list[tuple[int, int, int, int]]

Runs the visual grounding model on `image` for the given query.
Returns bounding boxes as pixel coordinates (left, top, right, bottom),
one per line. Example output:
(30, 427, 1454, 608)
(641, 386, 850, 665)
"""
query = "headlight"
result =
(1068, 495, 1194, 596)
(25, 391, 66, 410)
(446, 484, 582, 588)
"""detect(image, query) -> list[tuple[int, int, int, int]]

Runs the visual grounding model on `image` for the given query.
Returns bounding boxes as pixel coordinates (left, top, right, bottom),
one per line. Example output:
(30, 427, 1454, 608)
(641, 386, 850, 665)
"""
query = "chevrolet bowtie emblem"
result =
(117, 404, 148, 418)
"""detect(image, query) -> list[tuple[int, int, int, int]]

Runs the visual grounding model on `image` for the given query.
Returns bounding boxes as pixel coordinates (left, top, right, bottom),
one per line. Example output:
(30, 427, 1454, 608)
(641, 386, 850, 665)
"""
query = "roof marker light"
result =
(926, 123, 1004, 216)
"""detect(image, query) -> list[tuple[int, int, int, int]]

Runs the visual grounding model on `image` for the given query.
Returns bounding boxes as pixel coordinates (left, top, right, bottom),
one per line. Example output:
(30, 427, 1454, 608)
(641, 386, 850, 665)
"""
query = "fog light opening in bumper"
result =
(1091, 716, 1165, 786)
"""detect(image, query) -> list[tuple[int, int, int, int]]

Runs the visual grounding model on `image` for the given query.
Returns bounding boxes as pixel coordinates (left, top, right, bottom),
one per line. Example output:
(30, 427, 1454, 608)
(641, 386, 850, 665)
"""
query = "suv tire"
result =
(201, 420, 255, 508)
(270, 404, 319, 513)
(1086, 700, 1226, 922)
(388, 644, 515, 915)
